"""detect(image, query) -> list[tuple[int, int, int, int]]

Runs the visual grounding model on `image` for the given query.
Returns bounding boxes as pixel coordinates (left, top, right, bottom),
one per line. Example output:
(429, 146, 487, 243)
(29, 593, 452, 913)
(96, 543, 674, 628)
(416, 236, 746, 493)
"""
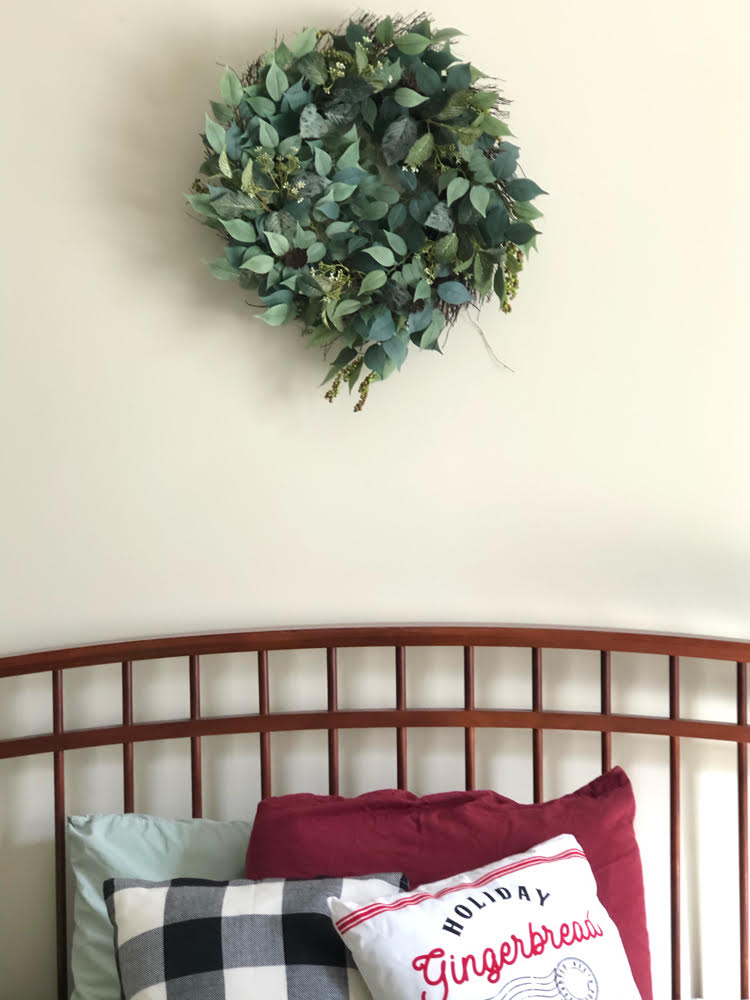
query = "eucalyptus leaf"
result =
(306, 242, 326, 263)
(383, 331, 409, 368)
(363, 246, 396, 267)
(424, 201, 454, 233)
(382, 115, 418, 165)
(290, 25, 318, 58)
(334, 299, 361, 320)
(218, 149, 233, 178)
(249, 95, 276, 119)
(469, 185, 490, 217)
(374, 16, 393, 45)
(446, 177, 470, 207)
(222, 218, 257, 242)
(433, 232, 458, 262)
(314, 147, 333, 176)
(297, 51, 327, 87)
(208, 258, 239, 280)
(437, 280, 472, 304)
(210, 101, 234, 125)
(328, 182, 358, 201)
(405, 132, 435, 168)
(337, 140, 360, 169)
(364, 343, 389, 376)
(204, 114, 226, 154)
(420, 309, 446, 349)
(415, 62, 441, 96)
(384, 231, 407, 256)
(507, 221, 538, 245)
(241, 253, 275, 273)
(265, 61, 288, 103)
(266, 232, 290, 256)
(359, 269, 387, 294)
(260, 303, 293, 325)
(395, 88, 428, 108)
(369, 310, 396, 342)
(507, 178, 548, 201)
(300, 103, 331, 138)
(259, 120, 279, 148)
(220, 67, 244, 106)
(395, 32, 432, 55)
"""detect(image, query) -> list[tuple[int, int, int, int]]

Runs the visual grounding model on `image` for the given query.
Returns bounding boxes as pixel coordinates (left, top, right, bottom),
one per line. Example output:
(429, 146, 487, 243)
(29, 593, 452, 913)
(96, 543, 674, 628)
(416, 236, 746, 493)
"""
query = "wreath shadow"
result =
(86, 14, 349, 406)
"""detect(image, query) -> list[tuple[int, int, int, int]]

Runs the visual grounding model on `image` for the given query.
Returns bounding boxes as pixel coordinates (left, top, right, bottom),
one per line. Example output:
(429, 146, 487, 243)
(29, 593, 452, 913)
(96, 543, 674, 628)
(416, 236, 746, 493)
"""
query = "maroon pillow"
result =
(246, 767, 652, 1000)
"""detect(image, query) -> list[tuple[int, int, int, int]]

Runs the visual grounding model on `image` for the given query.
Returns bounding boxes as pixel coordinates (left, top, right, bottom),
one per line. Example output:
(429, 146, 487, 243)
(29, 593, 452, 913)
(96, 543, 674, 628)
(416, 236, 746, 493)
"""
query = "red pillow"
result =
(246, 767, 652, 1000)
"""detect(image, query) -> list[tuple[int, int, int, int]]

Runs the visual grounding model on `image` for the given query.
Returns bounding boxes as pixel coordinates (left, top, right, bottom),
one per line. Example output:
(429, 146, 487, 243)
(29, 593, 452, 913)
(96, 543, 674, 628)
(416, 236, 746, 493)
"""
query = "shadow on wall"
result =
(84, 16, 334, 403)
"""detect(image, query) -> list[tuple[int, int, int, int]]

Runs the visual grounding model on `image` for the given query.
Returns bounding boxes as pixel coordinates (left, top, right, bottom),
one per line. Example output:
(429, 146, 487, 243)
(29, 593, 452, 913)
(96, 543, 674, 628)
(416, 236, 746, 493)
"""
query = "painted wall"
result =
(1, 0, 749, 997)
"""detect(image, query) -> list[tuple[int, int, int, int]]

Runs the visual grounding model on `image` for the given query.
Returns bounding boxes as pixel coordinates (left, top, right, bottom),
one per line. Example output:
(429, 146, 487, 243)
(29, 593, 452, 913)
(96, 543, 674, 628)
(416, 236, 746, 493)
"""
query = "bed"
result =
(0, 624, 748, 999)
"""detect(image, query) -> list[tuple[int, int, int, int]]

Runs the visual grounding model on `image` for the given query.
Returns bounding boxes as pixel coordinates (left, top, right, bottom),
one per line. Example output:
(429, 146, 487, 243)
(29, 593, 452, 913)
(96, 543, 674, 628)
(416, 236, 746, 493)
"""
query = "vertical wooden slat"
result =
(52, 670, 67, 1000)
(464, 646, 476, 791)
(738, 660, 749, 999)
(189, 655, 202, 818)
(327, 647, 339, 795)
(395, 647, 407, 790)
(600, 651, 612, 773)
(669, 654, 681, 1000)
(532, 648, 543, 803)
(258, 651, 271, 799)
(121, 660, 134, 812)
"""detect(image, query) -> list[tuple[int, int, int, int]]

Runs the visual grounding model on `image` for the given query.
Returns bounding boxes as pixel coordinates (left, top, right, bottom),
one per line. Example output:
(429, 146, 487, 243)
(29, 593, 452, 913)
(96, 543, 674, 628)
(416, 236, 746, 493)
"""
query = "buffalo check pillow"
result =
(329, 835, 642, 1000)
(104, 872, 406, 1000)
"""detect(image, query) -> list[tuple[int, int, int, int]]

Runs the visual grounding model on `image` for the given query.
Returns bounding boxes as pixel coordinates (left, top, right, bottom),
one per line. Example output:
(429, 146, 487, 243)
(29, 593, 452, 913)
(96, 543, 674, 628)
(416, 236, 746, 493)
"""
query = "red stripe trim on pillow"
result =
(335, 847, 586, 934)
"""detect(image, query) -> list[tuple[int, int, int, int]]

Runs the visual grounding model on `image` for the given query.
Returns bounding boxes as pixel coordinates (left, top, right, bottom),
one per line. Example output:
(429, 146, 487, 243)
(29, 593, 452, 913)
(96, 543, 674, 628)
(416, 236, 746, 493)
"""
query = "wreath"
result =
(186, 14, 545, 410)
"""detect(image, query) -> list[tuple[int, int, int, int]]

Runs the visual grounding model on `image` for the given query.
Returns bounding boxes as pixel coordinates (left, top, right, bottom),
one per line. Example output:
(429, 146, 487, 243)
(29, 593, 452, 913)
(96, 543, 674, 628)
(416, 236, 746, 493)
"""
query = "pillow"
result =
(245, 767, 652, 1000)
(329, 834, 642, 1000)
(67, 813, 251, 1000)
(104, 872, 407, 1000)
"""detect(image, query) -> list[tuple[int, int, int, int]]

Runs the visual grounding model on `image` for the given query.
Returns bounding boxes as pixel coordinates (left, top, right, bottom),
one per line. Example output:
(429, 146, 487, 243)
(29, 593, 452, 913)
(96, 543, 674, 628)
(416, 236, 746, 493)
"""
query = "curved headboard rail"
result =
(2, 623, 750, 675)
(1, 624, 748, 1000)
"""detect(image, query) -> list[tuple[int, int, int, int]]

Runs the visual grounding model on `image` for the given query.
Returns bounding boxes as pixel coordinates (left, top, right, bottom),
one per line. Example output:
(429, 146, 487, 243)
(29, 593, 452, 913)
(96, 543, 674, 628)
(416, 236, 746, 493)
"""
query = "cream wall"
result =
(1, 0, 749, 997)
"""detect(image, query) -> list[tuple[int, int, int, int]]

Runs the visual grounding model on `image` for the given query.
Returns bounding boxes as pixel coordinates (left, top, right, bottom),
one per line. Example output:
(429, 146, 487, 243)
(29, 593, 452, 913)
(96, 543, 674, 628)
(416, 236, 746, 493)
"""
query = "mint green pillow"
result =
(67, 814, 251, 1000)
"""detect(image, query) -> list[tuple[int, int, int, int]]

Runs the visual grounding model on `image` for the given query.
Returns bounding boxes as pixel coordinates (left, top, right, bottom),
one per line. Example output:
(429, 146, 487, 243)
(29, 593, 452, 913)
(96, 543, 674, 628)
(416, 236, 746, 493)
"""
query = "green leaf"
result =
(446, 62, 472, 92)
(415, 62, 441, 96)
(218, 149, 232, 178)
(355, 42, 368, 74)
(437, 280, 472, 304)
(420, 309, 446, 349)
(384, 231, 407, 256)
(204, 114, 226, 154)
(513, 200, 544, 223)
(334, 299, 361, 320)
(395, 87, 428, 108)
(221, 218, 257, 242)
(306, 242, 326, 263)
(382, 115, 419, 165)
(469, 185, 490, 217)
(220, 67, 244, 106)
(185, 193, 218, 218)
(363, 98, 377, 129)
(296, 51, 327, 87)
(434, 232, 458, 262)
(493, 266, 506, 302)
(364, 343, 389, 376)
(248, 94, 276, 119)
(363, 246, 396, 267)
(474, 250, 494, 296)
(300, 103, 330, 139)
(405, 131, 435, 168)
(241, 254, 275, 273)
(430, 27, 464, 43)
(507, 222, 539, 245)
(424, 202, 453, 233)
(369, 310, 396, 342)
(210, 101, 234, 124)
(360, 269, 387, 294)
(395, 32, 432, 55)
(471, 90, 499, 111)
(240, 160, 254, 195)
(383, 331, 409, 368)
(266, 232, 289, 256)
(479, 115, 512, 138)
(290, 26, 318, 58)
(446, 177, 470, 207)
(374, 16, 393, 45)
(507, 178, 548, 201)
(265, 61, 288, 103)
(337, 140, 360, 169)
(314, 147, 332, 176)
(414, 278, 431, 301)
(208, 258, 239, 280)
(260, 303, 293, 326)
(259, 120, 279, 148)
(328, 182, 358, 201)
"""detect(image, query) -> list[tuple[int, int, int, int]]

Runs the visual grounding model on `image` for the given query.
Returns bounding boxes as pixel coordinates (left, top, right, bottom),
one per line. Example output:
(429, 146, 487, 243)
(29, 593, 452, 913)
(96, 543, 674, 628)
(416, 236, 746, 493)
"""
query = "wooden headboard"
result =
(1, 624, 748, 999)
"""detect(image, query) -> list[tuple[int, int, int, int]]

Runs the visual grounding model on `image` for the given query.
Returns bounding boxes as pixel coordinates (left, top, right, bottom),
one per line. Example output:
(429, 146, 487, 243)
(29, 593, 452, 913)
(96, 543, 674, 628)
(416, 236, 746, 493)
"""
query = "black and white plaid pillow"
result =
(104, 872, 406, 1000)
